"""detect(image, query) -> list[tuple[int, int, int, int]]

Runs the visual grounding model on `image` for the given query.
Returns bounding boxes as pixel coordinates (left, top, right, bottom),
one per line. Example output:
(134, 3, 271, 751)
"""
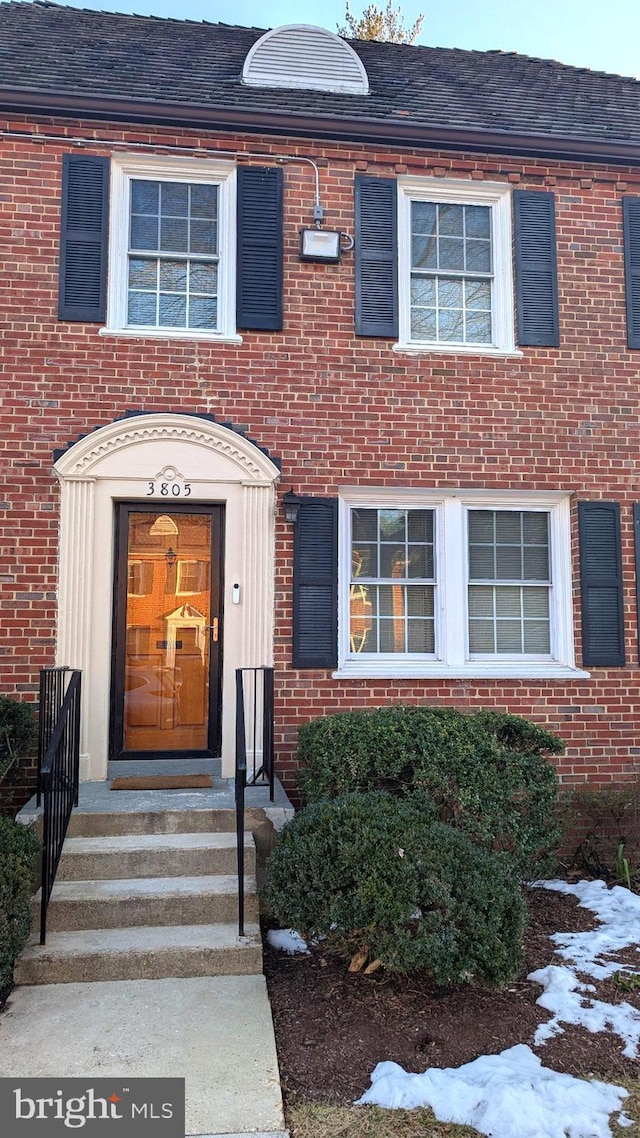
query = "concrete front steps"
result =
(16, 812, 262, 985)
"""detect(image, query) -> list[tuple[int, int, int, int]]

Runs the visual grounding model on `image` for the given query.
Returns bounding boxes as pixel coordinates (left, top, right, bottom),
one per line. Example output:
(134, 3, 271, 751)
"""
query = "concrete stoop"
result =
(16, 810, 262, 985)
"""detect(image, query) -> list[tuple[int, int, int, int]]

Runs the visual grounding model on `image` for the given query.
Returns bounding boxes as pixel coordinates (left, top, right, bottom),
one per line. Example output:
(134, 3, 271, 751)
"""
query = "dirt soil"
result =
(263, 886, 640, 1110)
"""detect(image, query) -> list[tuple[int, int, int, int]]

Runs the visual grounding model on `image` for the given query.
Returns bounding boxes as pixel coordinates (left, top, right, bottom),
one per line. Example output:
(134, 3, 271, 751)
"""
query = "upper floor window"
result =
(397, 178, 516, 355)
(106, 155, 237, 340)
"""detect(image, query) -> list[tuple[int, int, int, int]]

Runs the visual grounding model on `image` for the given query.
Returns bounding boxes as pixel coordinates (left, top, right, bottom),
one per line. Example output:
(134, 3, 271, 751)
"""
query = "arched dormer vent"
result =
(242, 24, 369, 95)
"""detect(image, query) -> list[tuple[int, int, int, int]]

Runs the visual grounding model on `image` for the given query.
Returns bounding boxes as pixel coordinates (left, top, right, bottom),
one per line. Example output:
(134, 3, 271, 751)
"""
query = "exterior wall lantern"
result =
(165, 546, 177, 567)
(282, 489, 302, 524)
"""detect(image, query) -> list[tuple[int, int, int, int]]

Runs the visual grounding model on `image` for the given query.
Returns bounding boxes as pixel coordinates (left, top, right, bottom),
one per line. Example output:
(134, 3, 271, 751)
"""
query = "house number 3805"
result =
(147, 481, 192, 497)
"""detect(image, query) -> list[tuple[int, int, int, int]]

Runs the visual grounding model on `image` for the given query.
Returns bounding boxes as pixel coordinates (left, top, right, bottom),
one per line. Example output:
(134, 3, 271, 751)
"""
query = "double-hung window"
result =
(339, 490, 580, 678)
(397, 178, 516, 354)
(106, 155, 238, 340)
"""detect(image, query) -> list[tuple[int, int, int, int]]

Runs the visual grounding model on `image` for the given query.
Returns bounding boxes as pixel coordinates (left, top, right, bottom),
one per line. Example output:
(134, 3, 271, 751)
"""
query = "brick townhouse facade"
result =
(2, 2, 640, 794)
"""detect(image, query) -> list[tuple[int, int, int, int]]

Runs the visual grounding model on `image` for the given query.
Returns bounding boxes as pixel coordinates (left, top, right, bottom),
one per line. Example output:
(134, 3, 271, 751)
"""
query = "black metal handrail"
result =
(235, 666, 275, 936)
(39, 668, 81, 945)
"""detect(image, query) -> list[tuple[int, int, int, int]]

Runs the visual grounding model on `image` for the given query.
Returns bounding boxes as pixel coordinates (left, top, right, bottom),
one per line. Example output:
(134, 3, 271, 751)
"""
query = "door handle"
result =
(210, 618, 219, 643)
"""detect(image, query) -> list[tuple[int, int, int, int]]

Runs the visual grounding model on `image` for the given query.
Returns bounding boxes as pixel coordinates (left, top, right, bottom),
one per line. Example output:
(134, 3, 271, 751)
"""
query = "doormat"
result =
(110, 774, 213, 791)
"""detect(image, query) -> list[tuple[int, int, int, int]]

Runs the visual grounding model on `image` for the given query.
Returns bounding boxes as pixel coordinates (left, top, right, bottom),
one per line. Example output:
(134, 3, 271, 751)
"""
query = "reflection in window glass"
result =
(350, 508, 436, 654)
(410, 201, 492, 344)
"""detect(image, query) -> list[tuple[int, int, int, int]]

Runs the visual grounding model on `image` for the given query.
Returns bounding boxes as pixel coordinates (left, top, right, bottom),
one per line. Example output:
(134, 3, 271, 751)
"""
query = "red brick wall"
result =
(2, 113, 640, 793)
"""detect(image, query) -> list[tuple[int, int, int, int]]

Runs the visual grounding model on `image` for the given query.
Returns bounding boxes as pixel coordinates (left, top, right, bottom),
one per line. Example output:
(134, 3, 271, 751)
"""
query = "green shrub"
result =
(265, 791, 526, 985)
(0, 816, 40, 989)
(296, 705, 562, 878)
(0, 696, 38, 780)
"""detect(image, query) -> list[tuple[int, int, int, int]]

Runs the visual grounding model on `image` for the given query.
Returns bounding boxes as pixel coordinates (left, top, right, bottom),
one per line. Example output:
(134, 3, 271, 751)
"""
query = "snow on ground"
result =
(266, 928, 310, 954)
(530, 880, 640, 1058)
(355, 879, 640, 1135)
(356, 1044, 632, 1138)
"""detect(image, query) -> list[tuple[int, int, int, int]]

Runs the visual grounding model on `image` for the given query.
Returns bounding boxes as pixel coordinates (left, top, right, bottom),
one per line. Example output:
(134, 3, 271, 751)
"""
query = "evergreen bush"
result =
(0, 816, 40, 990)
(296, 705, 562, 878)
(265, 791, 525, 984)
(0, 695, 38, 780)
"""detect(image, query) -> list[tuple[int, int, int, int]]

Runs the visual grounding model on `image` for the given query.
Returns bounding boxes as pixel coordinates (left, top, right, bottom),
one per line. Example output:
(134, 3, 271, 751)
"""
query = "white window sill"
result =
(393, 342, 523, 358)
(99, 327, 243, 344)
(334, 663, 589, 680)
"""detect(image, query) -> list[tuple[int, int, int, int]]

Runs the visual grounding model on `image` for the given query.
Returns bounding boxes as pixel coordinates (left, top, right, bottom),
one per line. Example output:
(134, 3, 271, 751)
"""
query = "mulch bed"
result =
(263, 887, 640, 1110)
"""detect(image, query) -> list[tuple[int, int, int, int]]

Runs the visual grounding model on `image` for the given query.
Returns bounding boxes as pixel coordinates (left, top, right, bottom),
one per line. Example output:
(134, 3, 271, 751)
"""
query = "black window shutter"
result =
(634, 505, 640, 651)
(58, 154, 110, 322)
(293, 498, 338, 669)
(623, 197, 640, 349)
(355, 174, 398, 338)
(578, 501, 625, 666)
(236, 166, 283, 331)
(513, 189, 559, 347)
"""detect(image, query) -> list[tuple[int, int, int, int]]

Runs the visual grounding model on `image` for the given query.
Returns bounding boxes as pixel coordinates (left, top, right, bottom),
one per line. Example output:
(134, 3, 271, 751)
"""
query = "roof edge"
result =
(2, 85, 640, 168)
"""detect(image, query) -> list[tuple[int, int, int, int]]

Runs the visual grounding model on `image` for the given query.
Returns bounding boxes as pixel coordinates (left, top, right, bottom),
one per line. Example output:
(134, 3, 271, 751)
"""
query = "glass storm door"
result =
(111, 504, 223, 759)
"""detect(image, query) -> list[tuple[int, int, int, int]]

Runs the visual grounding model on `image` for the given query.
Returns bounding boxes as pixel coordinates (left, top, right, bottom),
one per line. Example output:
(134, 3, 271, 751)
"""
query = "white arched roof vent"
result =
(242, 24, 369, 95)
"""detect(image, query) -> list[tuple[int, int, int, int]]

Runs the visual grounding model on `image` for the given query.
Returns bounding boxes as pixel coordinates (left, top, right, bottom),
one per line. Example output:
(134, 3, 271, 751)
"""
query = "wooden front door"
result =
(110, 504, 223, 759)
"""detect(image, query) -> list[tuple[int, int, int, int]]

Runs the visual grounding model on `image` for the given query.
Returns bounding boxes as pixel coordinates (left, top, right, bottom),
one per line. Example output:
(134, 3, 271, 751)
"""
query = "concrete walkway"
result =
(8, 763, 293, 1136)
(0, 975, 288, 1137)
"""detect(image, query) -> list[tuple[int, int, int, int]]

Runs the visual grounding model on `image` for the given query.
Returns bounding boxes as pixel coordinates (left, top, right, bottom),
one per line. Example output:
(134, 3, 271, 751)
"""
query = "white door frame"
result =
(54, 413, 280, 780)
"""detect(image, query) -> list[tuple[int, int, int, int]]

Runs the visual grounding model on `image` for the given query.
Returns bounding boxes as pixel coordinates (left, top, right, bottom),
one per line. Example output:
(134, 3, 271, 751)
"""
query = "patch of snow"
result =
(530, 880, 640, 1057)
(356, 1044, 630, 1137)
(266, 928, 310, 955)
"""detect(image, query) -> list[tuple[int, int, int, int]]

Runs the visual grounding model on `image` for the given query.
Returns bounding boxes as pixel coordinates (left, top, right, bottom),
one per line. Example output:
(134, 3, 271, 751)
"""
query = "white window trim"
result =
(103, 153, 242, 343)
(336, 487, 588, 680)
(395, 177, 519, 357)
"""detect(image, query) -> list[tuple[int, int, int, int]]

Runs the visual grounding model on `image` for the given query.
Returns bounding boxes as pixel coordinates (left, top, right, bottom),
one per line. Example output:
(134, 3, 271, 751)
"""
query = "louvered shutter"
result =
(58, 154, 110, 321)
(623, 197, 640, 349)
(355, 175, 398, 338)
(513, 190, 559, 347)
(236, 166, 283, 331)
(578, 501, 625, 666)
(293, 498, 338, 669)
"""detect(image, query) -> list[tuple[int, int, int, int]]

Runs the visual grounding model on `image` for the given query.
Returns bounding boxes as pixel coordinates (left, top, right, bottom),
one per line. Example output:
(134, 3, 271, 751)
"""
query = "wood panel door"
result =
(110, 504, 223, 759)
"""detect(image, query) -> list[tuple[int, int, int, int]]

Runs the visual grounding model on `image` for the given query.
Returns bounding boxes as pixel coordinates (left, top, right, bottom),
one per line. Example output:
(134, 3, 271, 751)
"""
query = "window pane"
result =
(159, 294, 186, 326)
(353, 542, 377, 577)
(407, 586, 434, 617)
(379, 510, 406, 540)
(411, 307, 437, 339)
(523, 587, 550, 618)
(379, 618, 399, 652)
(407, 511, 433, 544)
(438, 308, 464, 341)
(412, 235, 437, 269)
(352, 509, 377, 542)
(188, 297, 217, 329)
(495, 586, 521, 617)
(160, 182, 189, 216)
(411, 277, 436, 306)
(496, 545, 524, 579)
(407, 545, 433, 578)
(439, 204, 464, 236)
(128, 258, 157, 289)
(160, 217, 189, 252)
(159, 260, 187, 291)
(191, 184, 218, 218)
(496, 620, 523, 652)
(190, 219, 217, 255)
(130, 215, 159, 250)
(380, 545, 407, 577)
(524, 621, 551, 653)
(131, 180, 159, 214)
(408, 619, 435, 653)
(412, 201, 437, 235)
(190, 262, 217, 295)
(468, 511, 494, 542)
(465, 279, 492, 310)
(465, 205, 491, 239)
(523, 546, 550, 580)
(438, 278, 464, 308)
(438, 237, 464, 270)
(466, 312, 492, 343)
(128, 291, 157, 325)
(523, 512, 549, 544)
(496, 513, 522, 542)
(469, 619, 495, 652)
(468, 585, 494, 617)
(466, 239, 491, 272)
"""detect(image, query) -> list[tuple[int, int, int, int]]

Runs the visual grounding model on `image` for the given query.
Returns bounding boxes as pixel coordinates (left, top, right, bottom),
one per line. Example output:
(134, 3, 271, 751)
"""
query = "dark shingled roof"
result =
(2, 0, 640, 157)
